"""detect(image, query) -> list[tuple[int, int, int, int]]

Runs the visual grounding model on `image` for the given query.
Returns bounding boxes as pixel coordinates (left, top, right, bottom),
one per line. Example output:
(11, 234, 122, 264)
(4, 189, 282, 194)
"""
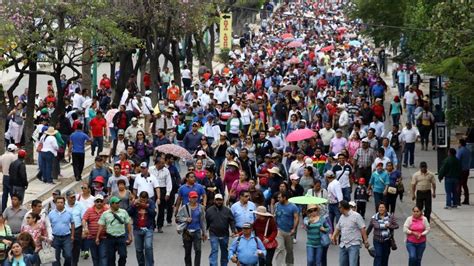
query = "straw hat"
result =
(267, 167, 282, 176)
(307, 204, 319, 211)
(253, 206, 273, 217)
(45, 126, 58, 136)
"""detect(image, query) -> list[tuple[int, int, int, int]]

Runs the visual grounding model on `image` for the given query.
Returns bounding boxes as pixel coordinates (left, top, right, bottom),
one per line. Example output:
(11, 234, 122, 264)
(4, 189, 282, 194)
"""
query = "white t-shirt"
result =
(77, 193, 95, 209)
(404, 91, 418, 105)
(133, 174, 159, 197)
(181, 69, 192, 79)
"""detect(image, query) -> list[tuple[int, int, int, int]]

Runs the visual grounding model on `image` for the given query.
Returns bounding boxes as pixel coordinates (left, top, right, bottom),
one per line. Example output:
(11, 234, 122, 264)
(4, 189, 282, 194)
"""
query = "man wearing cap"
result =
(177, 190, 207, 266)
(229, 222, 266, 265)
(326, 170, 343, 227)
(128, 191, 157, 266)
(69, 123, 91, 181)
(109, 129, 129, 162)
(205, 193, 237, 266)
(175, 172, 207, 216)
(8, 149, 28, 202)
(82, 194, 108, 266)
(89, 111, 107, 157)
(48, 196, 75, 266)
(149, 157, 173, 233)
(88, 156, 111, 189)
(288, 150, 305, 175)
(353, 138, 376, 180)
(0, 144, 18, 211)
(133, 162, 160, 204)
(125, 117, 144, 143)
(97, 196, 132, 266)
(65, 190, 86, 266)
(183, 122, 204, 154)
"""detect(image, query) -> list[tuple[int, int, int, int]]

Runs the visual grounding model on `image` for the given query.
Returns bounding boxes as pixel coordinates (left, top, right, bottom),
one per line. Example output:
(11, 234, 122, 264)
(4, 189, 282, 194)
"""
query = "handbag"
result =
(387, 186, 397, 194)
(390, 235, 398, 250)
(396, 181, 405, 193)
(320, 231, 331, 247)
(38, 242, 56, 264)
(262, 218, 278, 249)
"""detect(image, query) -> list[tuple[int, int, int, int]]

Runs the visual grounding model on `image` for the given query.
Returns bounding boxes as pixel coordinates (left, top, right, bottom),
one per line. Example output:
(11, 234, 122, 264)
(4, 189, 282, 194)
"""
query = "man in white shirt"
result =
(369, 116, 385, 139)
(403, 86, 418, 125)
(133, 162, 160, 204)
(181, 64, 192, 91)
(326, 170, 343, 227)
(319, 122, 336, 153)
(267, 127, 284, 152)
(338, 105, 349, 137)
(400, 122, 419, 168)
(203, 115, 221, 144)
(213, 84, 229, 104)
(149, 158, 173, 232)
(371, 147, 391, 172)
(72, 88, 85, 110)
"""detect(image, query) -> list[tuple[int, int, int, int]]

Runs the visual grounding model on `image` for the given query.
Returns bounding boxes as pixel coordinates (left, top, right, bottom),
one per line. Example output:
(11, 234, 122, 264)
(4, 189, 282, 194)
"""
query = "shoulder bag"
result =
(262, 218, 278, 249)
(38, 241, 56, 264)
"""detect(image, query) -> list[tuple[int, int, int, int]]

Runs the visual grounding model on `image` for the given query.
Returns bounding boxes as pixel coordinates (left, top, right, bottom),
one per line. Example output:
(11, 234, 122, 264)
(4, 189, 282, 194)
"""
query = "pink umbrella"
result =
(337, 27, 347, 33)
(286, 128, 316, 142)
(155, 144, 193, 160)
(287, 41, 303, 48)
(281, 33, 294, 39)
(288, 57, 301, 64)
(320, 45, 334, 52)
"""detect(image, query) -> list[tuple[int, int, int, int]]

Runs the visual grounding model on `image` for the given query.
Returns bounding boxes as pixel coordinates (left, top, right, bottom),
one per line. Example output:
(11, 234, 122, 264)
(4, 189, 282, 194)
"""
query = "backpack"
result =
(390, 133, 400, 150)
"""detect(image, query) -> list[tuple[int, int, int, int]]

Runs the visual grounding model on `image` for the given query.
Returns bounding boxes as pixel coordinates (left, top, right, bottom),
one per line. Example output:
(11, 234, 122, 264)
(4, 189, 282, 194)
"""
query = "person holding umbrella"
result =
(304, 204, 330, 266)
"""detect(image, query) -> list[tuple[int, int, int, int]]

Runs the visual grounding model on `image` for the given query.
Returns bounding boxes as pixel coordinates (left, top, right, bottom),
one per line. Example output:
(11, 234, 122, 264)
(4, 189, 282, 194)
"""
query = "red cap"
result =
(274, 125, 281, 130)
(358, 178, 366, 185)
(94, 176, 104, 184)
(17, 149, 27, 158)
(188, 191, 199, 198)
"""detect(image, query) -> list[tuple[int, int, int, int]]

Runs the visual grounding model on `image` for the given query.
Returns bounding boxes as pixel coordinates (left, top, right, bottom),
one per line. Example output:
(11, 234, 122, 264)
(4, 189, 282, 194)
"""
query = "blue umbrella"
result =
(349, 40, 362, 47)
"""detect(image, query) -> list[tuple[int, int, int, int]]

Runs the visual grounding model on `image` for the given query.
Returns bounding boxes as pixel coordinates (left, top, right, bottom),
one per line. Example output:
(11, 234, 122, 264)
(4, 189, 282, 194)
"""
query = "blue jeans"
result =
(134, 228, 154, 266)
(342, 187, 351, 202)
(307, 245, 323, 266)
(183, 230, 202, 266)
(397, 83, 405, 98)
(445, 179, 459, 207)
(328, 203, 341, 231)
(406, 241, 426, 266)
(109, 127, 117, 142)
(373, 240, 391, 266)
(92, 136, 104, 155)
(339, 245, 360, 266)
(41, 151, 54, 183)
(406, 104, 415, 125)
(209, 235, 229, 266)
(52, 235, 72, 266)
(403, 142, 415, 166)
(85, 239, 107, 266)
(106, 235, 128, 266)
(391, 114, 400, 126)
(2, 175, 11, 212)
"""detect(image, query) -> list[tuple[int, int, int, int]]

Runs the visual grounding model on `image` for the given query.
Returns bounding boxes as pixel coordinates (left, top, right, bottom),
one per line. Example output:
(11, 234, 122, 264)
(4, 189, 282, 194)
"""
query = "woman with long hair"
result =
(304, 204, 330, 266)
(133, 130, 153, 164)
(3, 241, 36, 266)
(226, 109, 243, 140)
(229, 171, 250, 205)
(20, 213, 49, 253)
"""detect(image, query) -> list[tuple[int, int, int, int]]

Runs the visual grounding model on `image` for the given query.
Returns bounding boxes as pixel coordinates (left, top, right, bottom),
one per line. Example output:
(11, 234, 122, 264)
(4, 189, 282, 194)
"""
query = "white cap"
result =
(95, 194, 104, 201)
(145, 90, 152, 96)
(140, 162, 148, 168)
(197, 150, 206, 156)
(7, 144, 17, 152)
(214, 194, 224, 200)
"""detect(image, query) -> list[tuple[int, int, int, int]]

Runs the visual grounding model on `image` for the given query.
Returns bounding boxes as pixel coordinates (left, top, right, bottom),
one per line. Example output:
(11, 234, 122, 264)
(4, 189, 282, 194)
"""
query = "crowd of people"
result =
(0, 1, 471, 266)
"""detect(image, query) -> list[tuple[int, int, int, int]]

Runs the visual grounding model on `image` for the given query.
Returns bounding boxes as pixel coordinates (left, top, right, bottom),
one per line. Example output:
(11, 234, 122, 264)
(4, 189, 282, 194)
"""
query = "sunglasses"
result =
(95, 200, 103, 203)
(307, 209, 317, 213)
(81, 187, 89, 189)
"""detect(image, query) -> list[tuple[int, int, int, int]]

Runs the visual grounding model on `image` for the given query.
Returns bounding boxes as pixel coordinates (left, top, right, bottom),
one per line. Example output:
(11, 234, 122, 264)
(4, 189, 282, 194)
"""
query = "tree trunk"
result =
(0, 85, 7, 153)
(82, 48, 92, 97)
(149, 51, 160, 105)
(139, 54, 148, 94)
(110, 61, 116, 90)
(113, 50, 134, 105)
(185, 34, 193, 67)
(24, 59, 38, 164)
(170, 40, 182, 88)
(7, 65, 27, 110)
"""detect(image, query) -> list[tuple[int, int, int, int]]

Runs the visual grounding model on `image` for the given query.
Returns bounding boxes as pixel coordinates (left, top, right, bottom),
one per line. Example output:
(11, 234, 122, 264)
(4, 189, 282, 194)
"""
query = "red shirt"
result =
(83, 206, 109, 239)
(136, 207, 148, 228)
(143, 73, 151, 87)
(89, 117, 106, 137)
(372, 105, 385, 119)
(100, 78, 111, 89)
(45, 96, 56, 104)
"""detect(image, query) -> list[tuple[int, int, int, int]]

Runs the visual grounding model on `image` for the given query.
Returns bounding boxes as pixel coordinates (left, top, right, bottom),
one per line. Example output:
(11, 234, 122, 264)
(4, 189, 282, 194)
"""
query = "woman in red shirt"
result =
(253, 206, 278, 266)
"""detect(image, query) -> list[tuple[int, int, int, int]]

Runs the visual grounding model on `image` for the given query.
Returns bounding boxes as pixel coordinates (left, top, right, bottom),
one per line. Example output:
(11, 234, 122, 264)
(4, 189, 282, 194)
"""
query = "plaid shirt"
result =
(354, 147, 376, 168)
(366, 213, 398, 243)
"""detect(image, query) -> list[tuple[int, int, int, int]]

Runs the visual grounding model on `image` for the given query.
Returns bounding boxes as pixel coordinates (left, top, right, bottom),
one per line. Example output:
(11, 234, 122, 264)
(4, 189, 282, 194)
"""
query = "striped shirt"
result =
(83, 206, 108, 239)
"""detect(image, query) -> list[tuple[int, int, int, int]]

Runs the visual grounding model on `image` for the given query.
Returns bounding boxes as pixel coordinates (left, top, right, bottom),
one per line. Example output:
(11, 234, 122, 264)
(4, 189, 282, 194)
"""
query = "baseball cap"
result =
(52, 189, 61, 196)
(131, 117, 138, 122)
(325, 170, 335, 177)
(95, 194, 104, 201)
(17, 149, 26, 158)
(65, 190, 76, 198)
(7, 144, 17, 152)
(94, 176, 105, 184)
(189, 191, 199, 198)
(197, 150, 206, 156)
(242, 223, 253, 229)
(145, 90, 152, 96)
(109, 196, 121, 204)
(361, 138, 369, 143)
(214, 194, 224, 200)
(117, 129, 125, 135)
(140, 162, 148, 168)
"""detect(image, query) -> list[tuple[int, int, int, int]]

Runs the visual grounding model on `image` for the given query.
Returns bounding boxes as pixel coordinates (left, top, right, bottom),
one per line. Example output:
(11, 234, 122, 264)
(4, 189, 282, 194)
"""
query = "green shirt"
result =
(98, 209, 130, 236)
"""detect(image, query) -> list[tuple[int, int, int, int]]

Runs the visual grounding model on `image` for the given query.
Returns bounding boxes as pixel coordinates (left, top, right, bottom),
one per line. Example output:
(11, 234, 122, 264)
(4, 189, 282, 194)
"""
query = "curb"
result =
(431, 211, 474, 255)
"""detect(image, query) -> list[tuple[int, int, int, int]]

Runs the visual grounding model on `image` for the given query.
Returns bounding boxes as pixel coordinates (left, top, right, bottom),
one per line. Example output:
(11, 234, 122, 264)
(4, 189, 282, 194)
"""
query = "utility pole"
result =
(92, 39, 98, 97)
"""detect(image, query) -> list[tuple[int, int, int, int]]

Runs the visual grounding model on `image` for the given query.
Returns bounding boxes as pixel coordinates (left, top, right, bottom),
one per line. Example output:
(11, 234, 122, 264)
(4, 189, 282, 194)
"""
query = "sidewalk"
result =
(382, 62, 474, 254)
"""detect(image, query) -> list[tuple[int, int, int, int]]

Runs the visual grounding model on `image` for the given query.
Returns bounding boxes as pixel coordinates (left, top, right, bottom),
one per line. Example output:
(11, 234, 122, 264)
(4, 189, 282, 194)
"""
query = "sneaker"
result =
(293, 238, 297, 244)
(83, 251, 89, 259)
(444, 206, 451, 209)
(402, 164, 408, 168)
(410, 164, 415, 168)
(156, 228, 164, 233)
(166, 222, 173, 226)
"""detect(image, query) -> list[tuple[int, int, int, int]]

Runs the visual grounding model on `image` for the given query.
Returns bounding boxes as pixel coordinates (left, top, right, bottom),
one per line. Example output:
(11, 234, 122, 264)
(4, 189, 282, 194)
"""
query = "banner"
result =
(219, 13, 232, 50)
